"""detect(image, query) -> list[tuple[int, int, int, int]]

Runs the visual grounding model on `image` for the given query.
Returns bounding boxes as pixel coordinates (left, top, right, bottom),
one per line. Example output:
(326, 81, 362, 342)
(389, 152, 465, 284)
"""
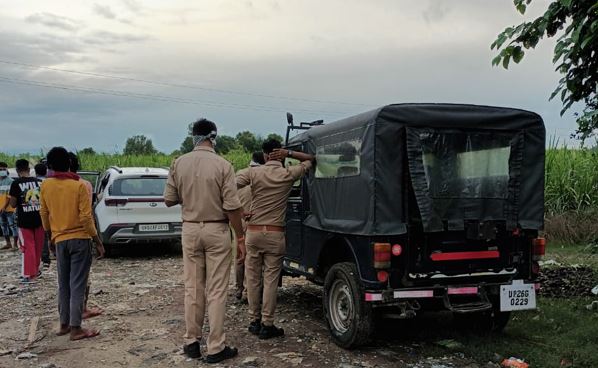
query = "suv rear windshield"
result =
(111, 177, 167, 196)
(420, 132, 512, 199)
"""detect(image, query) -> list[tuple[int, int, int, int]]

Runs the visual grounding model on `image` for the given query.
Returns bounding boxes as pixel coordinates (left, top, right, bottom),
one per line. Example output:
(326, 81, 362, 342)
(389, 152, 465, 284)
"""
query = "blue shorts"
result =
(0, 211, 17, 237)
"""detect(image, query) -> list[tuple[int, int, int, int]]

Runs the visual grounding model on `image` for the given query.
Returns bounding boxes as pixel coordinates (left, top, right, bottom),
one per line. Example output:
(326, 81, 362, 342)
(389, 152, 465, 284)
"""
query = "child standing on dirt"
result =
(8, 159, 44, 283)
(40, 147, 105, 341)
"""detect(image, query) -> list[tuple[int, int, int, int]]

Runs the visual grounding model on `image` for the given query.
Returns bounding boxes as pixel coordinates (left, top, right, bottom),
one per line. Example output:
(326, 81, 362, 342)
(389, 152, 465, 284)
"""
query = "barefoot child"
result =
(40, 147, 105, 341)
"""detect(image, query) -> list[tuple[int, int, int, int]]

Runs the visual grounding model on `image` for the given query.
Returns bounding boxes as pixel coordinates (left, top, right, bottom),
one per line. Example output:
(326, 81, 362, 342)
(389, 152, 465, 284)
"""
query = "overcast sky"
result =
(0, 0, 577, 154)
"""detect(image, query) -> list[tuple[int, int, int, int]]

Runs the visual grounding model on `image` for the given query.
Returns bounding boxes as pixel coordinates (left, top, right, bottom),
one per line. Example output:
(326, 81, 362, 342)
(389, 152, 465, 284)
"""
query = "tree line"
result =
(79, 125, 283, 156)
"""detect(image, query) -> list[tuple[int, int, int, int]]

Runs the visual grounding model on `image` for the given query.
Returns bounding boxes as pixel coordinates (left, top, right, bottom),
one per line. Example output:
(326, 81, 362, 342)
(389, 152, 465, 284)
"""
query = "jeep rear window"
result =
(111, 177, 167, 196)
(420, 132, 511, 199)
(315, 139, 361, 178)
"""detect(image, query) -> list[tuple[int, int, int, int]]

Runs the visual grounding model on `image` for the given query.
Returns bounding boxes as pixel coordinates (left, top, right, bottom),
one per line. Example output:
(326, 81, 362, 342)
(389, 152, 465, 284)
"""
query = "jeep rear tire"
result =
(323, 262, 374, 349)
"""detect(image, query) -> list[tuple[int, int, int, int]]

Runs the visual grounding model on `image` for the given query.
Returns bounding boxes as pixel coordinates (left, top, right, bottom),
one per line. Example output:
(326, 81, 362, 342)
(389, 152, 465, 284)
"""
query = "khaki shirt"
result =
(236, 168, 253, 213)
(164, 146, 242, 222)
(237, 160, 312, 227)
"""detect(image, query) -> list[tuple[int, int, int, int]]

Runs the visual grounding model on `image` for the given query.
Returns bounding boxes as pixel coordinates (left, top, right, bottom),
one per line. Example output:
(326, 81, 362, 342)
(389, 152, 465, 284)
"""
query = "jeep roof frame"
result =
(284, 112, 324, 146)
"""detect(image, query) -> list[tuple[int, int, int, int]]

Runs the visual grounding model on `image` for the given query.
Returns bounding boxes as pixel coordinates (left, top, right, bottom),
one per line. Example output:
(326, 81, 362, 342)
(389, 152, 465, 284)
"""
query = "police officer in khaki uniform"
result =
(237, 139, 314, 339)
(235, 151, 265, 301)
(164, 118, 245, 364)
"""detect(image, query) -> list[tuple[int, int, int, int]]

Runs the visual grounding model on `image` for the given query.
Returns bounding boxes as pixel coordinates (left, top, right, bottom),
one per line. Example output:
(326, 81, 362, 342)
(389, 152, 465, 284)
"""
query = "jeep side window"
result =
(315, 139, 361, 179)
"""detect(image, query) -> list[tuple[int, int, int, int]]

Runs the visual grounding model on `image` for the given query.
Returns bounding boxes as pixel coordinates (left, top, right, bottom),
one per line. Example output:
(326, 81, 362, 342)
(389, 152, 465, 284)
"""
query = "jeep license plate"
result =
(139, 224, 169, 232)
(500, 280, 536, 312)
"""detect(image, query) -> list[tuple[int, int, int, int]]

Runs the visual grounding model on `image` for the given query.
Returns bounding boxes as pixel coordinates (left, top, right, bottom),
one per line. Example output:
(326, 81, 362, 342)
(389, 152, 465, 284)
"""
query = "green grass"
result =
(393, 244, 598, 368)
(3, 146, 598, 221)
(456, 298, 597, 368)
(378, 297, 597, 368)
(546, 242, 598, 271)
(0, 150, 252, 172)
(545, 147, 598, 215)
(3, 147, 596, 214)
(459, 245, 598, 368)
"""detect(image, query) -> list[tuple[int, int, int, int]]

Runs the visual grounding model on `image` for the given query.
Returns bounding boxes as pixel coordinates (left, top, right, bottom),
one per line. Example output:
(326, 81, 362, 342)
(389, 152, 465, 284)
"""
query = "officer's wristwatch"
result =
(287, 149, 293, 157)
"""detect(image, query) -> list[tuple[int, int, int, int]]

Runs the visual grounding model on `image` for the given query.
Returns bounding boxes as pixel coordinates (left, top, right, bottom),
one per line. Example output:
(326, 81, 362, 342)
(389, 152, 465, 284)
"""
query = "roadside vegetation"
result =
(2, 145, 597, 212)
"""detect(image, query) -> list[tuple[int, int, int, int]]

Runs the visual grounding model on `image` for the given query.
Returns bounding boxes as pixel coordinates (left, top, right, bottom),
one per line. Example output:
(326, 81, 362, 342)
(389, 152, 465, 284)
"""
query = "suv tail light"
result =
(373, 243, 391, 269)
(105, 198, 128, 207)
(532, 237, 546, 261)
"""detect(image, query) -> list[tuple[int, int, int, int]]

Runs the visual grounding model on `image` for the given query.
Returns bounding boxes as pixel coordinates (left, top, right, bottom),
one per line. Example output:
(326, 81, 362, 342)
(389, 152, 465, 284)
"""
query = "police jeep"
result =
(282, 104, 546, 348)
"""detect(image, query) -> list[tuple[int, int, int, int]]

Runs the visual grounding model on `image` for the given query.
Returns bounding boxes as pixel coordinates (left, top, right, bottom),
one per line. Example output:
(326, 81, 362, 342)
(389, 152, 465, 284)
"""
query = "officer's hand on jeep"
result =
(237, 236, 246, 264)
(270, 148, 289, 161)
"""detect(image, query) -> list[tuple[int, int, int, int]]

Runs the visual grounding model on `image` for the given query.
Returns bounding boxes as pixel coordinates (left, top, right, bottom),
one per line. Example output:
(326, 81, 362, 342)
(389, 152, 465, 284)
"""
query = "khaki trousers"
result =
(235, 220, 247, 296)
(235, 260, 245, 295)
(245, 230, 285, 326)
(182, 222, 232, 355)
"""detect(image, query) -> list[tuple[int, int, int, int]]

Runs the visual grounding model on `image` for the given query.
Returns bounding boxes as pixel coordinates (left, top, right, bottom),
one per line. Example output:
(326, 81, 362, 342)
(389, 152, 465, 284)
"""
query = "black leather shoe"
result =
(205, 346, 238, 364)
(183, 341, 201, 359)
(259, 324, 284, 340)
(248, 319, 261, 335)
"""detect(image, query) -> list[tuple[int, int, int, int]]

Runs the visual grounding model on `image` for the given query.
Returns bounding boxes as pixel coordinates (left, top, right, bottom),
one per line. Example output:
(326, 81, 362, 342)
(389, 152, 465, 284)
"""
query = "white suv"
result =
(94, 167, 182, 251)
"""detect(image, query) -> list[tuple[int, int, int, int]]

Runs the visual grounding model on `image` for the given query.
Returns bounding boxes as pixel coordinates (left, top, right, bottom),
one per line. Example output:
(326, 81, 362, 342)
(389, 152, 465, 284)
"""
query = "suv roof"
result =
(107, 167, 169, 176)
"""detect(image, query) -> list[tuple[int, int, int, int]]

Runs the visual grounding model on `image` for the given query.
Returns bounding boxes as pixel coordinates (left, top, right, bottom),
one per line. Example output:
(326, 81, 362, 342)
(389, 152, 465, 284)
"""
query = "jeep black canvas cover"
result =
(288, 103, 545, 236)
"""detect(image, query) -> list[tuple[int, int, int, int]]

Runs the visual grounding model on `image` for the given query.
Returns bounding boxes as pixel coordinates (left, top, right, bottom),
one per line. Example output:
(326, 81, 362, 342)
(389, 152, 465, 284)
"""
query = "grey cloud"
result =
(422, 0, 451, 24)
(93, 3, 136, 25)
(82, 31, 152, 45)
(93, 4, 117, 20)
(121, 0, 144, 15)
(0, 31, 88, 66)
(270, 1, 281, 11)
(118, 18, 134, 25)
(25, 12, 84, 32)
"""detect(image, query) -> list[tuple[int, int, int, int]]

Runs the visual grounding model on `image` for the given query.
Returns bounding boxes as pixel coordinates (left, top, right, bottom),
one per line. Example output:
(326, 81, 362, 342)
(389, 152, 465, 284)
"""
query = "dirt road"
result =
(0, 244, 488, 368)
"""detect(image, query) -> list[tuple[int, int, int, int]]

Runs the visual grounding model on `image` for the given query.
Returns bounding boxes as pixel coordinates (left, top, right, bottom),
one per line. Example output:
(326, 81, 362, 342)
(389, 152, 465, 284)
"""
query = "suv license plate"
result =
(139, 224, 169, 232)
(500, 280, 536, 312)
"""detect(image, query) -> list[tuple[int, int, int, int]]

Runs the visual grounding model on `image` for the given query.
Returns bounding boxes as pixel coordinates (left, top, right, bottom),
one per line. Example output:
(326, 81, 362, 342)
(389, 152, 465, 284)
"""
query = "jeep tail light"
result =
(105, 198, 128, 207)
(373, 242, 391, 269)
(376, 270, 389, 283)
(532, 237, 546, 261)
(392, 244, 403, 256)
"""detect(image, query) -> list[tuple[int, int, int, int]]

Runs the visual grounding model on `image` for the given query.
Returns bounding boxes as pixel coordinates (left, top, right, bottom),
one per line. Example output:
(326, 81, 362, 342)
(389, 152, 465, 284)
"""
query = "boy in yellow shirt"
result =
(40, 147, 105, 341)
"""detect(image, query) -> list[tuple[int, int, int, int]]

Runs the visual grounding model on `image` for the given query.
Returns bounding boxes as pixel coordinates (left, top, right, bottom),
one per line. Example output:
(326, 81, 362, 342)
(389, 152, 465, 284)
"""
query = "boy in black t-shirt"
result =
(9, 159, 43, 282)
